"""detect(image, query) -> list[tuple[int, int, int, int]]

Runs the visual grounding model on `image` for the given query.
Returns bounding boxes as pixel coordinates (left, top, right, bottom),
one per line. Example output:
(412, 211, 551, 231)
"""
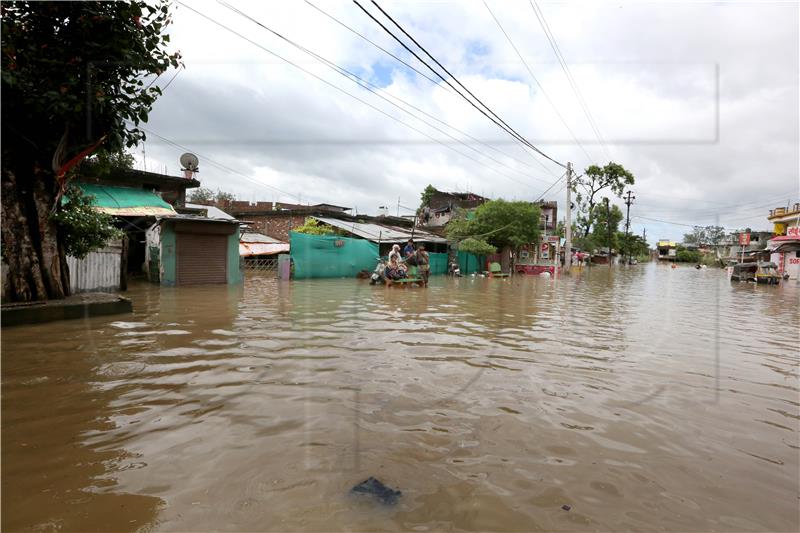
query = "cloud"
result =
(137, 0, 799, 242)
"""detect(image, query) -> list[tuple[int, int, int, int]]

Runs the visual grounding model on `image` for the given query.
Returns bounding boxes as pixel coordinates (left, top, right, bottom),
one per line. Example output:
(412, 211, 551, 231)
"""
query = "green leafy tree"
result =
(420, 184, 437, 208)
(1, 1, 181, 302)
(572, 162, 635, 238)
(618, 232, 650, 259)
(216, 190, 236, 203)
(292, 217, 340, 236)
(188, 187, 214, 203)
(457, 238, 497, 256)
(591, 201, 624, 251)
(51, 186, 124, 259)
(447, 199, 541, 253)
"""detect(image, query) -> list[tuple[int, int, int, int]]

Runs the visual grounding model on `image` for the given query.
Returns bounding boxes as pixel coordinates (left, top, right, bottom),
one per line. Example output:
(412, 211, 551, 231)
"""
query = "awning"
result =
(75, 182, 175, 216)
(768, 235, 800, 253)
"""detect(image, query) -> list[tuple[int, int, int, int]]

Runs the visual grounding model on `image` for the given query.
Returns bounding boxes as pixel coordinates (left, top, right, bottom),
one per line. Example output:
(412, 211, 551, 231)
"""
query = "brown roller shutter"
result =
(176, 233, 228, 285)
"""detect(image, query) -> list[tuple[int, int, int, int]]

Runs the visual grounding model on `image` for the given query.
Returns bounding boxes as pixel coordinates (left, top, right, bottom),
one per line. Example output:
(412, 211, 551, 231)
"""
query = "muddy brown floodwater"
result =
(2, 263, 799, 532)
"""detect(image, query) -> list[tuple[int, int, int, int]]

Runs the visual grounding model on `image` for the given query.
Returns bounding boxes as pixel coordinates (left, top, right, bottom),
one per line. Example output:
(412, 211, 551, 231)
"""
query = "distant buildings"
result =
(419, 191, 487, 228)
(767, 202, 800, 280)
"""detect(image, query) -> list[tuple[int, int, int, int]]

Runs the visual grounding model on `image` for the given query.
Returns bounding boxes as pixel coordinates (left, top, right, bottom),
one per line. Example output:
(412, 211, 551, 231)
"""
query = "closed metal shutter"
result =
(176, 233, 228, 285)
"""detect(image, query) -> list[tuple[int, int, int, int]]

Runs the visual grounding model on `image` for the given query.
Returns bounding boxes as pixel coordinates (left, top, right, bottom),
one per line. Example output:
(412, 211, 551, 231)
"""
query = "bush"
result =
(675, 250, 701, 263)
(458, 237, 496, 256)
(52, 186, 124, 259)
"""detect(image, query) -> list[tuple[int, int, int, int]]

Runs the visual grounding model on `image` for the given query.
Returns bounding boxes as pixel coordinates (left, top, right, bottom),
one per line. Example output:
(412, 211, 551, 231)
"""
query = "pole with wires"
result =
(623, 190, 635, 265)
(564, 162, 573, 271)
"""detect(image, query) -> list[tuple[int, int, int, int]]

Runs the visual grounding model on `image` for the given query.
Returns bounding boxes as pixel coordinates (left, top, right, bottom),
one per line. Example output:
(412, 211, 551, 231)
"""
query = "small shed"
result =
(146, 215, 242, 285)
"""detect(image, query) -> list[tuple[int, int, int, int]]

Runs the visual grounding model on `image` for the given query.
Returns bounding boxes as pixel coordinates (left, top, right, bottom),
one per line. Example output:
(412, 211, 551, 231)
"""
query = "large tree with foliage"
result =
(447, 199, 540, 257)
(1, 1, 180, 302)
(419, 184, 437, 208)
(572, 162, 635, 238)
(591, 201, 624, 251)
(683, 225, 725, 246)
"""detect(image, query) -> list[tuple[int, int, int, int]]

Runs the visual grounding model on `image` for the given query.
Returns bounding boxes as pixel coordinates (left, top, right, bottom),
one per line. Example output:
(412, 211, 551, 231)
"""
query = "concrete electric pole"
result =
(623, 190, 636, 265)
(564, 162, 573, 270)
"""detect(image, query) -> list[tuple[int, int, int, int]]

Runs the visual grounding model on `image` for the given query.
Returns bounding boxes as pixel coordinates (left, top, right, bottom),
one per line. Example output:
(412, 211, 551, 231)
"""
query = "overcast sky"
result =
(138, 0, 800, 243)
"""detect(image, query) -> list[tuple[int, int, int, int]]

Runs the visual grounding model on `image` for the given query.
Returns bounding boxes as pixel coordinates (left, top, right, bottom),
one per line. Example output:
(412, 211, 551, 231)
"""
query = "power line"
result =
(534, 172, 567, 202)
(483, 1, 596, 166)
(304, 0, 557, 177)
(529, 0, 611, 162)
(355, 0, 566, 171)
(303, 0, 448, 90)
(217, 0, 552, 188)
(141, 127, 317, 203)
(177, 1, 545, 196)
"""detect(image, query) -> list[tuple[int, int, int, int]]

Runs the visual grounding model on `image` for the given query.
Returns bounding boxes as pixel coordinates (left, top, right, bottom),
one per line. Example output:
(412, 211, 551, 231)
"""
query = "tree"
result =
(1, 1, 180, 302)
(419, 184, 437, 208)
(591, 200, 624, 251)
(187, 188, 236, 204)
(216, 190, 236, 203)
(188, 188, 214, 203)
(51, 186, 124, 259)
(457, 238, 497, 256)
(683, 225, 726, 246)
(292, 217, 340, 236)
(447, 199, 541, 252)
(572, 162, 635, 238)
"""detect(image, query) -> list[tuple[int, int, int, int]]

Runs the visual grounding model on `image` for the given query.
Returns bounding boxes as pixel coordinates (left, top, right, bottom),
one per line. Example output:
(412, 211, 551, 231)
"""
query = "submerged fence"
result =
(242, 256, 279, 272)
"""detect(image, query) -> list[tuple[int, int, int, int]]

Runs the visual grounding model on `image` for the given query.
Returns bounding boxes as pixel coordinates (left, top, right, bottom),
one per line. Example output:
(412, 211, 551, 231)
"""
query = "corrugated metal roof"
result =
(185, 203, 236, 220)
(75, 182, 175, 216)
(312, 216, 447, 243)
(240, 232, 285, 244)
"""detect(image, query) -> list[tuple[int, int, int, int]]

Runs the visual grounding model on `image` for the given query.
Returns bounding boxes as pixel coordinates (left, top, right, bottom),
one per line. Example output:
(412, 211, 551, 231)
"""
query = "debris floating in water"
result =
(351, 477, 401, 505)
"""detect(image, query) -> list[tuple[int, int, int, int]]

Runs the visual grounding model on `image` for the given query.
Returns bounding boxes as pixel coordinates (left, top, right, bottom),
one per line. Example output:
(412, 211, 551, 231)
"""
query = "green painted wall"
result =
(160, 222, 177, 285)
(227, 227, 242, 284)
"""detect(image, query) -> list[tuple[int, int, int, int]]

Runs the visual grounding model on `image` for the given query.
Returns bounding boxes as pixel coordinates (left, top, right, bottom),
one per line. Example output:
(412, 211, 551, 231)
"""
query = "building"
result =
(69, 164, 245, 291)
(767, 202, 800, 280)
(145, 215, 241, 286)
(419, 191, 487, 228)
(223, 202, 352, 242)
(657, 240, 677, 261)
(514, 200, 560, 275)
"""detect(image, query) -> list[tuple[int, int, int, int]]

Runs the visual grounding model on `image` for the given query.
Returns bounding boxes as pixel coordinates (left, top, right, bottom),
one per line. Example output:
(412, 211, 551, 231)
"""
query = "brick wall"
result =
(239, 213, 306, 242)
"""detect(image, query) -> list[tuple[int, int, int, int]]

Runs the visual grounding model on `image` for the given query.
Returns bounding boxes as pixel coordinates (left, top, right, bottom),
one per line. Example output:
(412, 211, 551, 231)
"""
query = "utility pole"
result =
(605, 197, 612, 264)
(564, 162, 573, 270)
(623, 190, 635, 265)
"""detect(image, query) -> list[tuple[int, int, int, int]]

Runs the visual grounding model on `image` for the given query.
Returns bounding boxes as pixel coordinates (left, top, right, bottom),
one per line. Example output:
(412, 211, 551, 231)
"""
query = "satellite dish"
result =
(180, 152, 199, 171)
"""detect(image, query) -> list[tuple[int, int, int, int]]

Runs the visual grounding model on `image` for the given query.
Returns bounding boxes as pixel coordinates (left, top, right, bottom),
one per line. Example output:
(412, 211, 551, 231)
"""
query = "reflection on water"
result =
(2, 264, 798, 532)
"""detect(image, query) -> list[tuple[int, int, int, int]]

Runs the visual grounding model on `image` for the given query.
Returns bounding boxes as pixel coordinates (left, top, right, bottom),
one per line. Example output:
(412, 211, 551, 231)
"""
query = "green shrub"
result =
(676, 250, 701, 263)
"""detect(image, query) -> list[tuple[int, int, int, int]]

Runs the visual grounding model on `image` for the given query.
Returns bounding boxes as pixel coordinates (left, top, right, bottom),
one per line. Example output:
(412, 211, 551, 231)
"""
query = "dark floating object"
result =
(351, 476, 401, 505)
(561, 504, 572, 511)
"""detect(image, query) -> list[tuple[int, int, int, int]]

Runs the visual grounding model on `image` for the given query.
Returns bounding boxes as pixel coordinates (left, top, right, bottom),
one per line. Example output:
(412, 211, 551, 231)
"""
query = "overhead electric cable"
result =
(483, 1, 596, 166)
(217, 0, 553, 187)
(177, 2, 542, 193)
(529, 0, 610, 161)
(355, 0, 566, 171)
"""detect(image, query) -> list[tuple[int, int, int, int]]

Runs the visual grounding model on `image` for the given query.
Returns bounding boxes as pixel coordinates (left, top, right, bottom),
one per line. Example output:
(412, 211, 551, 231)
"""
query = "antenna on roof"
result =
(179, 153, 199, 180)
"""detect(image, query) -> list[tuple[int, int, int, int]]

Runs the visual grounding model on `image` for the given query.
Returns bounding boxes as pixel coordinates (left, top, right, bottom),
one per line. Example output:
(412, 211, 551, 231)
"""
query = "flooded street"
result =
(2, 264, 798, 532)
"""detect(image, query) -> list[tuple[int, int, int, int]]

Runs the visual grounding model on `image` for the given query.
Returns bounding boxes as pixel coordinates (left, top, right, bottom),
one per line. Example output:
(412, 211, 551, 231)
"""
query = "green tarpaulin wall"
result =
(457, 251, 486, 274)
(290, 232, 378, 279)
(429, 252, 448, 275)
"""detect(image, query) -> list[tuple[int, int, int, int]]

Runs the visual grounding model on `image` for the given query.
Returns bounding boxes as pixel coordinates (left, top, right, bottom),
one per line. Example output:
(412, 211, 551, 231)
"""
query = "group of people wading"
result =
(384, 238, 430, 285)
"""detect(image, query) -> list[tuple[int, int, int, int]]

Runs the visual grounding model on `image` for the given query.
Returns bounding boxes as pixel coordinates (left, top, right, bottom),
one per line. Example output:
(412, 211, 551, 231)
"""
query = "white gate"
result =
(67, 240, 122, 293)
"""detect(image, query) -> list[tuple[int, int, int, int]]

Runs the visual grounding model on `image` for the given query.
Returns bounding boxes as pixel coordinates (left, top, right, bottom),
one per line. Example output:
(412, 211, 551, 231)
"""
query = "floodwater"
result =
(2, 263, 798, 532)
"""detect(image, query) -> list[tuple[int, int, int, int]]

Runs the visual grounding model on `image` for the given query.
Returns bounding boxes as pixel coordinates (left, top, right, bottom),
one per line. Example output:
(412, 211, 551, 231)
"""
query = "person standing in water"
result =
(416, 245, 430, 285)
